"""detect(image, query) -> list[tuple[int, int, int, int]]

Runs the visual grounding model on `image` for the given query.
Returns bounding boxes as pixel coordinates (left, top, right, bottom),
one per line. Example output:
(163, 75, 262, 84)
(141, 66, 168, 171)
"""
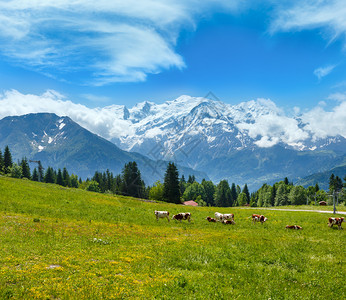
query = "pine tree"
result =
(329, 174, 335, 193)
(215, 180, 232, 207)
(4, 146, 13, 174)
(37, 161, 44, 182)
(121, 161, 145, 198)
(230, 183, 237, 205)
(202, 180, 216, 206)
(20, 157, 31, 179)
(44, 167, 55, 183)
(0, 150, 3, 173)
(284, 177, 289, 185)
(32, 168, 39, 181)
(315, 183, 319, 193)
(62, 167, 70, 187)
(163, 162, 181, 204)
(179, 175, 186, 195)
(187, 175, 195, 184)
(242, 184, 250, 204)
(56, 169, 64, 186)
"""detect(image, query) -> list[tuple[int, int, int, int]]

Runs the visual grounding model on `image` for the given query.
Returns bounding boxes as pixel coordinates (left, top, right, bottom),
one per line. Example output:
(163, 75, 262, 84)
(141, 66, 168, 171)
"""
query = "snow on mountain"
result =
(107, 95, 301, 162)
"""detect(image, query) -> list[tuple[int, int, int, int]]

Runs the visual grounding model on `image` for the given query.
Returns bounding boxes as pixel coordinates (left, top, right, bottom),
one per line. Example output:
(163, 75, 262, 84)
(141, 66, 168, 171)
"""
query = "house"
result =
(183, 200, 198, 207)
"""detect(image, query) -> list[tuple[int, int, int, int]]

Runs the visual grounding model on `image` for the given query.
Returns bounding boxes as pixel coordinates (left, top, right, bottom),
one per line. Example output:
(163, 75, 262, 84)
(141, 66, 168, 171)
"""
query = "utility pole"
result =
(333, 191, 336, 215)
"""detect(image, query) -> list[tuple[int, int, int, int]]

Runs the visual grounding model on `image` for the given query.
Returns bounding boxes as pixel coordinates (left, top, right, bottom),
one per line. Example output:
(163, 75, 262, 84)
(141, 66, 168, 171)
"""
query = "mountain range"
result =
(0, 95, 345, 190)
(0, 113, 207, 185)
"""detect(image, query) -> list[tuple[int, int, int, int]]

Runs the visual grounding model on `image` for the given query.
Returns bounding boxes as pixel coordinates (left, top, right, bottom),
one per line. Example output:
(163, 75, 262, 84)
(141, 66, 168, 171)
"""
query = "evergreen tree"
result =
(335, 176, 343, 192)
(4, 146, 13, 174)
(32, 168, 39, 181)
(163, 162, 181, 204)
(275, 183, 289, 206)
(242, 184, 250, 204)
(62, 167, 70, 187)
(284, 177, 289, 185)
(187, 175, 195, 184)
(270, 184, 276, 206)
(236, 185, 241, 197)
(20, 157, 31, 179)
(179, 175, 186, 195)
(237, 192, 248, 206)
(315, 183, 319, 193)
(0, 150, 3, 173)
(121, 161, 145, 198)
(329, 174, 335, 193)
(56, 169, 64, 186)
(201, 180, 216, 206)
(44, 167, 55, 183)
(215, 180, 232, 207)
(230, 183, 237, 205)
(37, 161, 44, 182)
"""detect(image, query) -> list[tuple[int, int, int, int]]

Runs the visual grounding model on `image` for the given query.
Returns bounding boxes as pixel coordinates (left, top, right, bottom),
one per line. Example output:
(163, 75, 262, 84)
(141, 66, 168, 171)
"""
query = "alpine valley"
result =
(1, 95, 345, 190)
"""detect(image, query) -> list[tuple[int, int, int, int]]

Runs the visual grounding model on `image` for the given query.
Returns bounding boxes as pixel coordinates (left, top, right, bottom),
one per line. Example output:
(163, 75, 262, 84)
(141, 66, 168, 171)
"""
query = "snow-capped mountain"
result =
(100, 95, 345, 189)
(0, 113, 208, 184)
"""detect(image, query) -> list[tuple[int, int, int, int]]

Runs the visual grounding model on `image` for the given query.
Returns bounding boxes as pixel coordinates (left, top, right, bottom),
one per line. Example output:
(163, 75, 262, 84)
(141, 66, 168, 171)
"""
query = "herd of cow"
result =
(154, 210, 345, 230)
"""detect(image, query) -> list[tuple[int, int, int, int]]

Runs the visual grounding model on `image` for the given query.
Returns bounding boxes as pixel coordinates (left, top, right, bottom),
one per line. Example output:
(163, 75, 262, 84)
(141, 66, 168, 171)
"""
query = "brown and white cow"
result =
(328, 217, 344, 229)
(222, 219, 235, 225)
(285, 225, 302, 230)
(206, 216, 217, 222)
(252, 214, 267, 224)
(172, 212, 191, 222)
(154, 210, 170, 222)
(215, 212, 234, 222)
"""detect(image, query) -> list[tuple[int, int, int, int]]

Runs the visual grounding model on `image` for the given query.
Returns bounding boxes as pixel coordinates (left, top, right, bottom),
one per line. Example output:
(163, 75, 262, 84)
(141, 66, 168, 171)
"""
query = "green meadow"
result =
(0, 177, 345, 299)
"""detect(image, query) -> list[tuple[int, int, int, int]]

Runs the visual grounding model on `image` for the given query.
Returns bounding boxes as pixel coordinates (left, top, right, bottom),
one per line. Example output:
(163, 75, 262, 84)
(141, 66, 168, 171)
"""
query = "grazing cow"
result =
(328, 217, 344, 230)
(286, 225, 302, 230)
(252, 214, 267, 224)
(154, 210, 170, 222)
(214, 212, 234, 222)
(222, 219, 235, 225)
(172, 212, 191, 222)
(206, 216, 217, 222)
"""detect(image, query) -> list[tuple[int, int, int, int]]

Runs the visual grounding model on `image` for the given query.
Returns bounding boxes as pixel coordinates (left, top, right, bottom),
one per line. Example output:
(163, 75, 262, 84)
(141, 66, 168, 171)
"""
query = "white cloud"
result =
(270, 0, 346, 48)
(237, 113, 309, 147)
(301, 100, 346, 139)
(1, 90, 345, 148)
(313, 65, 336, 80)
(0, 0, 241, 85)
(0, 90, 134, 139)
(327, 92, 346, 102)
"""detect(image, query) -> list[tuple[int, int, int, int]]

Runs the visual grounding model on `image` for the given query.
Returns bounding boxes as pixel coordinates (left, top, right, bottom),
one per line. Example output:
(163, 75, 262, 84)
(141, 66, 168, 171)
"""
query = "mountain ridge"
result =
(0, 113, 208, 185)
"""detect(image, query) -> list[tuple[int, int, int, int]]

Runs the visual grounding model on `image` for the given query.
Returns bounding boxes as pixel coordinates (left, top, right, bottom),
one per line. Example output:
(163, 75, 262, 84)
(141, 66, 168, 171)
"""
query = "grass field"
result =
(0, 176, 345, 299)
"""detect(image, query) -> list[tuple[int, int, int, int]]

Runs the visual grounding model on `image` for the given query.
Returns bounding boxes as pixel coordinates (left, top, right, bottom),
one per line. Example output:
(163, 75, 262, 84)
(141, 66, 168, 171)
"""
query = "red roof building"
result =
(183, 200, 198, 206)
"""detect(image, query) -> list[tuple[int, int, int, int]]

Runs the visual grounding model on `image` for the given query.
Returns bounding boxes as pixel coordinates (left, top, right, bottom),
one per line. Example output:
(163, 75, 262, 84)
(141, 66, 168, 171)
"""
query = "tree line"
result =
(1, 145, 345, 206)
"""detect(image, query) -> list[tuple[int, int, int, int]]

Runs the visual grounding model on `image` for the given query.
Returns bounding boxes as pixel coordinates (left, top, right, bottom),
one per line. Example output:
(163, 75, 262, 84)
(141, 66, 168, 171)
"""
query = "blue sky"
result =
(0, 0, 345, 110)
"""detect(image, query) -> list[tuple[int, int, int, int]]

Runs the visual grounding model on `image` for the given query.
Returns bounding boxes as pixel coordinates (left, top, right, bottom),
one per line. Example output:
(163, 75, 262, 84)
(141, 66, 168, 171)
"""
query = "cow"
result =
(252, 214, 267, 224)
(172, 212, 191, 222)
(214, 212, 234, 222)
(285, 225, 302, 230)
(222, 219, 235, 225)
(328, 217, 344, 230)
(154, 210, 170, 222)
(206, 216, 217, 222)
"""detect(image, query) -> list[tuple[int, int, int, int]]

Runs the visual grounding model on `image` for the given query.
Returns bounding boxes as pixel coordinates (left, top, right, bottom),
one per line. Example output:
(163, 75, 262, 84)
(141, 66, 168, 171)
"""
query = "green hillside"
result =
(0, 177, 345, 299)
(296, 164, 346, 190)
